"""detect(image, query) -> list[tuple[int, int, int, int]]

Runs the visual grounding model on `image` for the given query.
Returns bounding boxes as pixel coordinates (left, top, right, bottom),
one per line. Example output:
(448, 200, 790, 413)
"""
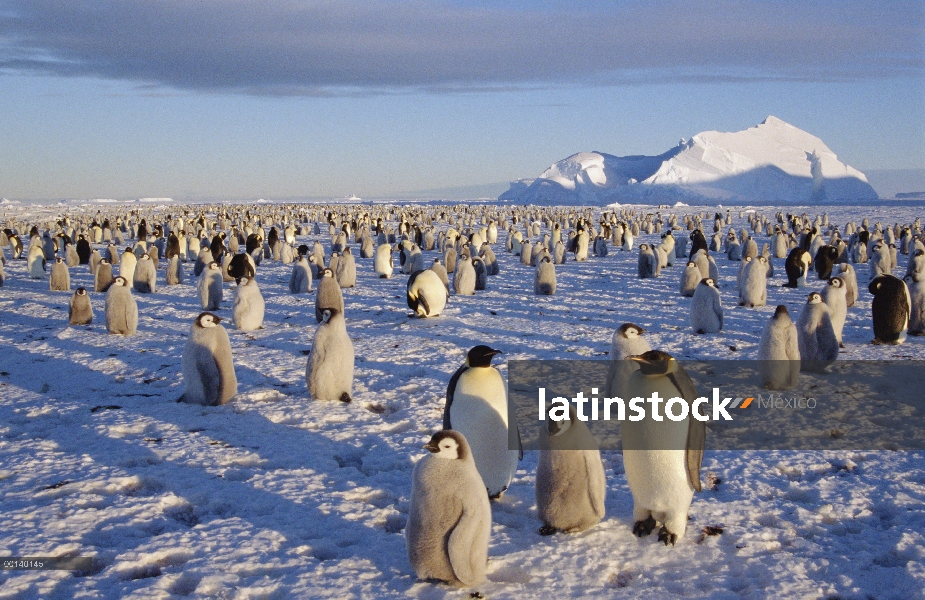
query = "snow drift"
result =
(500, 116, 878, 205)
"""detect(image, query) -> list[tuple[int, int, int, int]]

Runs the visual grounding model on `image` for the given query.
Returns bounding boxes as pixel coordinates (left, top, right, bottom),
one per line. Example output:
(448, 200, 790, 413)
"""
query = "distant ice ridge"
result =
(500, 116, 879, 205)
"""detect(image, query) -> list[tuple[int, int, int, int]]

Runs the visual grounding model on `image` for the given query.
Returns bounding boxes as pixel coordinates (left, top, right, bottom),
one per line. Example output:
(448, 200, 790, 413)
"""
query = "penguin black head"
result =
(807, 292, 822, 304)
(700, 278, 716, 288)
(773, 305, 789, 318)
(320, 307, 341, 323)
(322, 267, 333, 278)
(196, 312, 221, 327)
(829, 277, 844, 289)
(424, 430, 468, 460)
(630, 350, 676, 375)
(75, 287, 87, 296)
(112, 276, 127, 287)
(618, 323, 645, 339)
(55, 257, 64, 263)
(466, 345, 502, 368)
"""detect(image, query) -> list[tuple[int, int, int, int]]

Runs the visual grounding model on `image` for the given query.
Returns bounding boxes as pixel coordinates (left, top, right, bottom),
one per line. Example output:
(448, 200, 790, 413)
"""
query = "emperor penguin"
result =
(335, 246, 357, 288)
(105, 276, 138, 335)
(430, 258, 450, 292)
(637, 244, 659, 278)
(233, 276, 265, 331)
(289, 256, 313, 293)
(68, 287, 93, 325)
(821, 277, 848, 346)
(870, 244, 892, 280)
(536, 404, 606, 535)
(622, 350, 705, 546)
(756, 305, 800, 390)
(315, 267, 345, 323)
(94, 259, 114, 292)
(49, 257, 71, 291)
(534, 256, 556, 295)
(374, 243, 394, 278)
(444, 345, 520, 499)
(406, 430, 491, 587)
(814, 245, 839, 280)
(783, 248, 811, 288)
(834, 263, 859, 307)
(198, 261, 223, 310)
(605, 323, 651, 400)
(133, 254, 157, 293)
(869, 274, 911, 345)
(796, 292, 839, 371)
(166, 255, 183, 285)
(27, 242, 46, 279)
(738, 255, 768, 307)
(305, 307, 354, 402)
(453, 257, 476, 296)
(407, 269, 448, 318)
(680, 261, 700, 297)
(193, 247, 214, 278)
(119, 248, 137, 286)
(181, 312, 237, 406)
(904, 274, 925, 336)
(228, 253, 256, 284)
(690, 278, 723, 334)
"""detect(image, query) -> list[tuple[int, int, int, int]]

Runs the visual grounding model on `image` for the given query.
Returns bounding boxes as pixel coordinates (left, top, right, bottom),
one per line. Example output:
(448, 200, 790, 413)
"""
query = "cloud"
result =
(0, 0, 921, 95)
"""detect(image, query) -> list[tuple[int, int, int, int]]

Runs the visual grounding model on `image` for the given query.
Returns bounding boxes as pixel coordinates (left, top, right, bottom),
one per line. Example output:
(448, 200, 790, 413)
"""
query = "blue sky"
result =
(0, 0, 922, 200)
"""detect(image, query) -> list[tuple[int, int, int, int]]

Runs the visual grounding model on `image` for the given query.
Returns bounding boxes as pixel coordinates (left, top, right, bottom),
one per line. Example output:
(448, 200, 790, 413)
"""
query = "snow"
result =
(0, 202, 923, 598)
(500, 117, 879, 205)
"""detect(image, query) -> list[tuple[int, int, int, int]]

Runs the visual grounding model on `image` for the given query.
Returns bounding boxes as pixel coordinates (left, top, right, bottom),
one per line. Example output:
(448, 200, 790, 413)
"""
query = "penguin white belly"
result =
(450, 370, 518, 496)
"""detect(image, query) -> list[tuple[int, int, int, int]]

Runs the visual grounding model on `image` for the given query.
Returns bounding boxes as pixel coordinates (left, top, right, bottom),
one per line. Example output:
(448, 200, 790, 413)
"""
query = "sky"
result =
(0, 0, 923, 201)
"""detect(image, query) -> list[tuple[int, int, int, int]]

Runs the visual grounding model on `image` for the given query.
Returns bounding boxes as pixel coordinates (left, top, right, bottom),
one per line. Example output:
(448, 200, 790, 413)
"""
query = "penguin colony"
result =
(2, 203, 924, 591)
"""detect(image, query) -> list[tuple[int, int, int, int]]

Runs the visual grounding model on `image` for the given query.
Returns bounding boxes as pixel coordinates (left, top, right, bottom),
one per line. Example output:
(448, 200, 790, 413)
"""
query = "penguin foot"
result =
(339, 392, 352, 403)
(696, 329, 705, 335)
(538, 525, 558, 536)
(839, 342, 845, 348)
(632, 516, 657, 538)
(488, 488, 506, 501)
(658, 527, 677, 546)
(871, 338, 882, 345)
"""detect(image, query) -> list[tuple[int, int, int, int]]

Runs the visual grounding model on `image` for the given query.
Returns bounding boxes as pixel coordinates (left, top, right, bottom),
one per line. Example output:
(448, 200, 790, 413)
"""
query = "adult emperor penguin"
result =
(821, 277, 848, 346)
(869, 274, 911, 345)
(756, 305, 800, 390)
(406, 430, 491, 587)
(534, 256, 556, 295)
(133, 254, 157, 293)
(27, 242, 46, 279)
(444, 345, 520, 499)
(536, 404, 606, 535)
(407, 269, 448, 318)
(738, 255, 768, 307)
(181, 312, 237, 406)
(796, 292, 839, 371)
(233, 276, 265, 331)
(374, 243, 394, 278)
(105, 276, 138, 335)
(315, 267, 344, 323)
(198, 261, 223, 310)
(783, 247, 812, 288)
(305, 307, 354, 402)
(68, 287, 93, 325)
(605, 323, 651, 399)
(690, 278, 723, 334)
(49, 257, 70, 291)
(622, 350, 705, 546)
(289, 255, 313, 293)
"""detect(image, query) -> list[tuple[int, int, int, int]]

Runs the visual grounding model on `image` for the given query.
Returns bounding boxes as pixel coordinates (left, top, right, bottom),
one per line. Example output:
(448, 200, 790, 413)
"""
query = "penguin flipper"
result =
(686, 419, 706, 493)
(443, 364, 467, 430)
(585, 451, 606, 518)
(447, 506, 489, 587)
(196, 356, 221, 406)
(419, 294, 431, 316)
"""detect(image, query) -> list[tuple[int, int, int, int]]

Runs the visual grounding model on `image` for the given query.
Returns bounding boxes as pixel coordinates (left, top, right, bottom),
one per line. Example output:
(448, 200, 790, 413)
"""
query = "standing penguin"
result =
(738, 255, 768, 307)
(335, 246, 357, 288)
(166, 255, 184, 285)
(690, 278, 723, 334)
(622, 351, 705, 546)
(133, 254, 157, 293)
(637, 244, 659, 278)
(534, 256, 556, 295)
(374, 243, 394, 278)
(444, 345, 519, 499)
(27, 242, 46, 279)
(49, 257, 71, 291)
(904, 274, 925, 336)
(536, 404, 606, 535)
(407, 269, 448, 318)
(315, 268, 345, 323)
(869, 274, 911, 345)
(119, 248, 137, 286)
(605, 322, 651, 401)
(305, 307, 354, 402)
(181, 312, 237, 405)
(756, 305, 800, 390)
(430, 258, 450, 291)
(94, 258, 114, 292)
(406, 430, 491, 587)
(68, 287, 93, 325)
(105, 276, 138, 335)
(834, 263, 859, 307)
(783, 248, 811, 288)
(796, 292, 839, 371)
(679, 261, 700, 297)
(821, 277, 848, 346)
(198, 262, 223, 310)
(289, 255, 313, 293)
(232, 277, 265, 331)
(453, 256, 476, 296)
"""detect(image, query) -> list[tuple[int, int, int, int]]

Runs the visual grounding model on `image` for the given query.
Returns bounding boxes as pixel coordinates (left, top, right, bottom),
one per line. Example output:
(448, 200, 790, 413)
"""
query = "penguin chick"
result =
(406, 430, 491, 587)
(49, 257, 71, 291)
(534, 256, 556, 295)
(796, 292, 839, 371)
(305, 307, 354, 402)
(68, 287, 93, 325)
(233, 276, 265, 331)
(181, 312, 237, 405)
(105, 276, 138, 335)
(756, 305, 800, 390)
(198, 261, 223, 310)
(690, 278, 723, 334)
(315, 267, 345, 323)
(604, 323, 651, 399)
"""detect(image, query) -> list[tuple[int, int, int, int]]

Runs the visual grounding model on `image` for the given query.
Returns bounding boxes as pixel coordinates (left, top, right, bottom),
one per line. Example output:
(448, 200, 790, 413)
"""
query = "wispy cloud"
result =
(0, 0, 921, 95)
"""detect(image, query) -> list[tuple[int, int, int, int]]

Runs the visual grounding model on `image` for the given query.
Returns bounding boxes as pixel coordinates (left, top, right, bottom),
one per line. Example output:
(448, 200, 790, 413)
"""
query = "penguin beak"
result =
(423, 441, 440, 453)
(629, 356, 650, 366)
(487, 349, 502, 358)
